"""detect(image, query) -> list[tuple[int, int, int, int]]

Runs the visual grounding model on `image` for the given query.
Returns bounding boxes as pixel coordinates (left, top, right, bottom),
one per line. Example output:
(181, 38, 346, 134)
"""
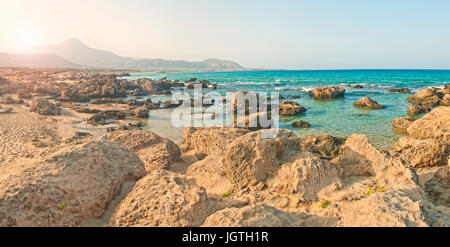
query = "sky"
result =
(1, 0, 450, 69)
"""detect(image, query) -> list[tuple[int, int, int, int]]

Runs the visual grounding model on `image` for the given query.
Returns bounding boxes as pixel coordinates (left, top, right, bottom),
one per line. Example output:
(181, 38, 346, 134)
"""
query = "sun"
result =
(12, 22, 42, 50)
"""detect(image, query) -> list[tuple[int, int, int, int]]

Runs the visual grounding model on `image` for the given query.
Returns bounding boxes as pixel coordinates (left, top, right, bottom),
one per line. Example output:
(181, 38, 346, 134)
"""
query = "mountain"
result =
(27, 38, 244, 71)
(0, 52, 80, 68)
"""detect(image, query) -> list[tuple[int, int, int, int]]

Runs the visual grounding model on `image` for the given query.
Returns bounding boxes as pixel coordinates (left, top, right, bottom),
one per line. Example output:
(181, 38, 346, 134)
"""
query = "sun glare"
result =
(12, 22, 41, 50)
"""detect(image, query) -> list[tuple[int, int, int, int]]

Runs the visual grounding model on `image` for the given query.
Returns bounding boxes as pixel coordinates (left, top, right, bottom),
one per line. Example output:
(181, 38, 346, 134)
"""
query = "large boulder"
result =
(29, 98, 60, 115)
(441, 94, 450, 106)
(389, 136, 450, 168)
(110, 170, 215, 227)
(0, 141, 146, 226)
(202, 203, 306, 227)
(299, 134, 346, 159)
(353, 97, 386, 109)
(179, 127, 249, 159)
(407, 106, 450, 143)
(109, 130, 181, 171)
(407, 104, 430, 115)
(222, 129, 301, 189)
(392, 116, 416, 132)
(338, 191, 428, 227)
(407, 88, 441, 108)
(267, 153, 342, 200)
(292, 120, 311, 128)
(279, 101, 307, 116)
(310, 87, 345, 100)
(234, 111, 273, 131)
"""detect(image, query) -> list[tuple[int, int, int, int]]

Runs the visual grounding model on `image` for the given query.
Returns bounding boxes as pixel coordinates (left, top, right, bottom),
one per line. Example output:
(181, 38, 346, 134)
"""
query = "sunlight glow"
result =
(12, 22, 42, 49)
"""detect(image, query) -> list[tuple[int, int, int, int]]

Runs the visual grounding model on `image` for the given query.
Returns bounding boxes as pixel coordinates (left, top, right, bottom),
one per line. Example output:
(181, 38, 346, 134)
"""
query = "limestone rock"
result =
(29, 98, 60, 116)
(407, 106, 450, 143)
(353, 97, 385, 109)
(110, 170, 215, 227)
(310, 87, 345, 100)
(299, 134, 346, 159)
(392, 116, 416, 132)
(292, 120, 311, 128)
(0, 141, 146, 226)
(279, 101, 307, 116)
(109, 130, 181, 170)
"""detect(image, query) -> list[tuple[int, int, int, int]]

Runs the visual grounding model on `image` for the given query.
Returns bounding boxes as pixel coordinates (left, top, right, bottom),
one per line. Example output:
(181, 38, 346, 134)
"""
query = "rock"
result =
(134, 107, 149, 118)
(109, 130, 181, 170)
(407, 88, 441, 108)
(353, 97, 386, 109)
(223, 129, 301, 189)
(0, 141, 146, 226)
(392, 116, 416, 132)
(186, 78, 197, 83)
(299, 134, 346, 159)
(407, 104, 430, 115)
(292, 120, 311, 128)
(441, 94, 450, 106)
(407, 106, 450, 143)
(86, 110, 125, 125)
(227, 91, 268, 115)
(310, 87, 345, 100)
(29, 98, 60, 116)
(389, 136, 450, 168)
(186, 153, 233, 196)
(179, 127, 250, 159)
(353, 85, 363, 89)
(389, 88, 412, 94)
(418, 165, 450, 206)
(279, 101, 307, 116)
(186, 80, 216, 90)
(16, 89, 32, 99)
(0, 96, 24, 104)
(110, 170, 215, 227)
(338, 191, 428, 227)
(289, 95, 301, 99)
(0, 107, 12, 114)
(74, 107, 101, 114)
(203, 203, 306, 227)
(268, 153, 342, 200)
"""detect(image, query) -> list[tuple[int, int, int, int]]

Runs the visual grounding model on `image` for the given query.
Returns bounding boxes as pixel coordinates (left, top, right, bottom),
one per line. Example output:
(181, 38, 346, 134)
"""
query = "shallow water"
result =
(124, 70, 450, 148)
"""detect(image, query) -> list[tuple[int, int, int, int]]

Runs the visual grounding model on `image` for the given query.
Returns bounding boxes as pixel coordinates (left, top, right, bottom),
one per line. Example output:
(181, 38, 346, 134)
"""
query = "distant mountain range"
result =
(0, 38, 244, 71)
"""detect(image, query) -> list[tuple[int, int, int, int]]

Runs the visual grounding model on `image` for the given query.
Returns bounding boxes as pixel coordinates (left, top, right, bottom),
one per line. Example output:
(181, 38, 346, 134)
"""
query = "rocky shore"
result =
(0, 70, 449, 227)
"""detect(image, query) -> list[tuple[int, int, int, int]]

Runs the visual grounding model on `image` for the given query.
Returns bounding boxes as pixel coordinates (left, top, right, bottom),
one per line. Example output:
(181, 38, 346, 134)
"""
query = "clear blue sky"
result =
(1, 0, 450, 69)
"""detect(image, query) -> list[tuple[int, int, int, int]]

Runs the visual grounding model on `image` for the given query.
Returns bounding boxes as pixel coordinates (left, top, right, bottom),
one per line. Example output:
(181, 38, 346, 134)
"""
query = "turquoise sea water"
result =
(124, 70, 450, 148)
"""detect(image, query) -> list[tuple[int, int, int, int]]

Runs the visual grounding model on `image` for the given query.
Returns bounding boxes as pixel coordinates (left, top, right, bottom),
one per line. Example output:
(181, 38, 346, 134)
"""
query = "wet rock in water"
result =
(338, 191, 428, 227)
(227, 91, 270, 115)
(353, 85, 364, 89)
(267, 153, 342, 200)
(292, 120, 311, 128)
(389, 136, 450, 168)
(179, 127, 249, 158)
(86, 110, 126, 125)
(161, 100, 181, 109)
(133, 107, 149, 118)
(407, 103, 430, 115)
(388, 88, 412, 94)
(74, 107, 102, 114)
(203, 203, 307, 227)
(299, 134, 346, 159)
(353, 97, 386, 109)
(407, 106, 450, 143)
(138, 78, 172, 95)
(29, 98, 60, 115)
(279, 101, 307, 116)
(223, 129, 301, 189)
(109, 130, 181, 170)
(0, 141, 145, 226)
(310, 86, 345, 100)
(110, 169, 215, 227)
(289, 95, 301, 99)
(407, 88, 442, 108)
(185, 78, 197, 83)
(392, 116, 416, 132)
(186, 80, 217, 90)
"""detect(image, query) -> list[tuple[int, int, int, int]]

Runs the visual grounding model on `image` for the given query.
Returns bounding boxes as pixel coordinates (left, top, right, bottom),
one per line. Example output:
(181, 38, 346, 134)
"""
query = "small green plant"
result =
(57, 202, 66, 211)
(362, 185, 387, 197)
(318, 199, 332, 209)
(223, 191, 233, 197)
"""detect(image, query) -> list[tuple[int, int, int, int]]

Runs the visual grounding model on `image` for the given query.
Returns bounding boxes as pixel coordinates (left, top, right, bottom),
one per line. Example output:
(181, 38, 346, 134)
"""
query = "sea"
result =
(123, 70, 450, 148)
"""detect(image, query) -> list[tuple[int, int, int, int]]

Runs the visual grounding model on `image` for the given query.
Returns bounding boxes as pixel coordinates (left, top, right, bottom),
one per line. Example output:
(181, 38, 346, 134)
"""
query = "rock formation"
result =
(353, 97, 386, 109)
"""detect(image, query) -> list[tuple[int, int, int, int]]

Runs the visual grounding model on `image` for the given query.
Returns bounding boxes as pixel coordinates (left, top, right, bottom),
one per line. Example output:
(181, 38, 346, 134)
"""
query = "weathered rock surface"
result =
(389, 88, 412, 94)
(279, 101, 307, 116)
(203, 203, 307, 227)
(299, 134, 346, 159)
(109, 130, 181, 170)
(223, 129, 301, 189)
(407, 106, 450, 143)
(392, 116, 416, 132)
(292, 120, 311, 128)
(389, 136, 450, 168)
(110, 170, 215, 227)
(29, 98, 60, 115)
(234, 111, 273, 131)
(0, 141, 146, 226)
(407, 103, 430, 115)
(407, 88, 442, 108)
(338, 191, 428, 227)
(310, 87, 345, 100)
(353, 97, 386, 109)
